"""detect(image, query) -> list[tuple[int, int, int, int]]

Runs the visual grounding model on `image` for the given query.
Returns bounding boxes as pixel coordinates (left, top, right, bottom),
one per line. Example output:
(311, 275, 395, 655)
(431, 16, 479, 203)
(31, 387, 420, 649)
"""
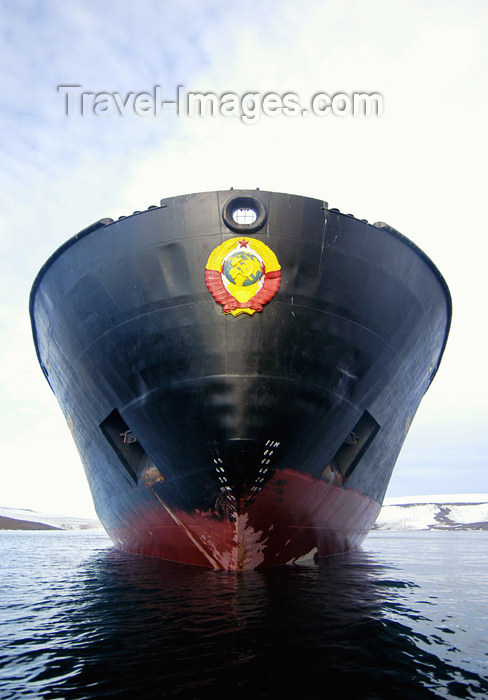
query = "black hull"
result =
(30, 190, 451, 569)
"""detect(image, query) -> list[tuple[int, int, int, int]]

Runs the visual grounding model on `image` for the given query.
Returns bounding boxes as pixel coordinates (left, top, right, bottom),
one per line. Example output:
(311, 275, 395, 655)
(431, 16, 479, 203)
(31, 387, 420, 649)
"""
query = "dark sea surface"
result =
(1, 530, 487, 700)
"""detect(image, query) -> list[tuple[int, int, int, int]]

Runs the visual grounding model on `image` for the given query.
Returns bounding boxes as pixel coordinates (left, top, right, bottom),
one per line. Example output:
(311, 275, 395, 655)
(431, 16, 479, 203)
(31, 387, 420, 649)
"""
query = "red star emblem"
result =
(238, 238, 249, 248)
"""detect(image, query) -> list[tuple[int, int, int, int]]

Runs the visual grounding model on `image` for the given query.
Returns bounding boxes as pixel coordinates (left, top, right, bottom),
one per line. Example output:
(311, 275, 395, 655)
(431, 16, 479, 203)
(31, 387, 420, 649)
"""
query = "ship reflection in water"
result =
(1, 531, 487, 699)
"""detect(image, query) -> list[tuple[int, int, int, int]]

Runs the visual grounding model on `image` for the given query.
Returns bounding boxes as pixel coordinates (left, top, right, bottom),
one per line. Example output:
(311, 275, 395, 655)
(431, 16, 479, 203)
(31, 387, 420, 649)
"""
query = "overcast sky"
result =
(1, 0, 487, 517)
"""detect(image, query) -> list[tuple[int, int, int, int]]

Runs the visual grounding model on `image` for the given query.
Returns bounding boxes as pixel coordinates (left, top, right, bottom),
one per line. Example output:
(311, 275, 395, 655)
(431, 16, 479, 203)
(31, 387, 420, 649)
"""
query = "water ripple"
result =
(1, 530, 487, 699)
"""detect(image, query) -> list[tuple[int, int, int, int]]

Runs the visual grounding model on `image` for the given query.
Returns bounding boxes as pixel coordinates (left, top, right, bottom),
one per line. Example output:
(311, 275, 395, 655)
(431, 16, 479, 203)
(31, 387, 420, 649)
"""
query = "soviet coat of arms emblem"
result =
(205, 237, 281, 316)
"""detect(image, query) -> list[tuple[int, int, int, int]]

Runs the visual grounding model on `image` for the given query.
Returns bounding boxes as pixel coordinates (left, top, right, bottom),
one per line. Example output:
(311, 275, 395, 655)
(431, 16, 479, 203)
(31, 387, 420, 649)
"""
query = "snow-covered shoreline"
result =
(374, 495, 488, 531)
(2, 495, 487, 532)
(0, 507, 101, 531)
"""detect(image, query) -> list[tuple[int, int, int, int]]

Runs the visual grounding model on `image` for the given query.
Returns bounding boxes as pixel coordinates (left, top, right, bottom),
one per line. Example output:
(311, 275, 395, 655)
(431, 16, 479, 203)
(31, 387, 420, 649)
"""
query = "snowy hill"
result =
(374, 495, 488, 531)
(0, 507, 101, 531)
(2, 495, 488, 532)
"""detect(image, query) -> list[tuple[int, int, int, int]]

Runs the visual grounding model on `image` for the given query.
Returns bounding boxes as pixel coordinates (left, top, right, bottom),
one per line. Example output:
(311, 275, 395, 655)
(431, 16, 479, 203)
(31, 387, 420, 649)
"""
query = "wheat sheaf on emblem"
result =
(205, 237, 281, 317)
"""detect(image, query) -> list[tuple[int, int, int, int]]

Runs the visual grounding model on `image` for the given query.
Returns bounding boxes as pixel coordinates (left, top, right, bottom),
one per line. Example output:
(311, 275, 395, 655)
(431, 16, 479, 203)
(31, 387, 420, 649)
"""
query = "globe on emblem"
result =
(223, 251, 263, 287)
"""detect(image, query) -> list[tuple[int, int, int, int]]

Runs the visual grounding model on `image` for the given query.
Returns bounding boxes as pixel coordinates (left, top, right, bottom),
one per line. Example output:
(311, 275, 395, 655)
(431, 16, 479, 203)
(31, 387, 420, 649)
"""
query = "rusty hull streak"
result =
(149, 487, 222, 569)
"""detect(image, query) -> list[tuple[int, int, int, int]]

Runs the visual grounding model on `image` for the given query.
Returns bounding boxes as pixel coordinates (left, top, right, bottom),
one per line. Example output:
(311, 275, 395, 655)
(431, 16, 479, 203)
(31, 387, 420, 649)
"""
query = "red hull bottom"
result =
(107, 468, 381, 570)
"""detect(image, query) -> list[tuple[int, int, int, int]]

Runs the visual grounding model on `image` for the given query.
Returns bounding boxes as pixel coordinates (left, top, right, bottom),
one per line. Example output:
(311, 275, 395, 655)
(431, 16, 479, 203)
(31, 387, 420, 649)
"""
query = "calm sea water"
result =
(1, 530, 487, 699)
